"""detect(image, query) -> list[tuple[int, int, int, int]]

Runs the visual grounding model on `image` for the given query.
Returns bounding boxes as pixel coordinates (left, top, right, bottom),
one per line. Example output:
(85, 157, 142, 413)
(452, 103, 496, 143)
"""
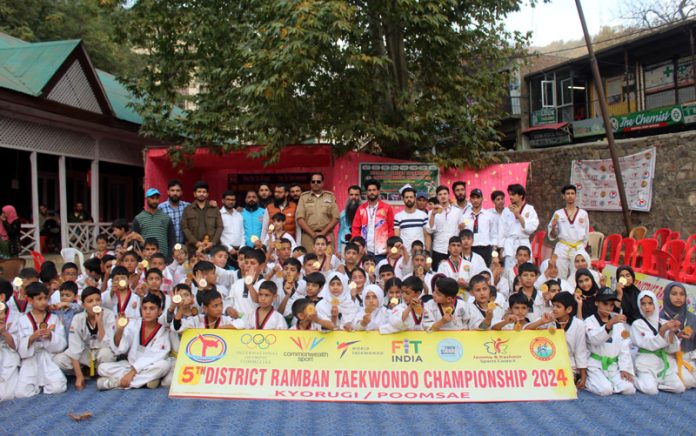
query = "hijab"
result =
(616, 265, 641, 325)
(575, 268, 599, 320)
(354, 284, 388, 330)
(0, 205, 18, 240)
(317, 273, 358, 323)
(636, 290, 660, 333)
(660, 282, 696, 353)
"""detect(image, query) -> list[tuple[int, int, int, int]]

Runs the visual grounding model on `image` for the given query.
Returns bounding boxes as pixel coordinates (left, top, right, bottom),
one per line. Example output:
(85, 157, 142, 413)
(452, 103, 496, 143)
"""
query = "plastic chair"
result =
(666, 231, 681, 245)
(616, 237, 636, 267)
(628, 226, 648, 241)
(686, 234, 696, 251)
(632, 238, 658, 274)
(61, 248, 86, 274)
(591, 233, 622, 272)
(653, 250, 679, 279)
(531, 230, 546, 267)
(679, 245, 696, 284)
(30, 251, 45, 270)
(653, 228, 671, 249)
(663, 239, 686, 267)
(0, 258, 26, 281)
(587, 231, 604, 260)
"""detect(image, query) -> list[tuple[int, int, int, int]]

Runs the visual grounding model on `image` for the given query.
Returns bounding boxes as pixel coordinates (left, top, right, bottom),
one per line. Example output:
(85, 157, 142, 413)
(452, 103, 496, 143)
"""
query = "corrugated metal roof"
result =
(96, 69, 143, 124)
(0, 40, 79, 96)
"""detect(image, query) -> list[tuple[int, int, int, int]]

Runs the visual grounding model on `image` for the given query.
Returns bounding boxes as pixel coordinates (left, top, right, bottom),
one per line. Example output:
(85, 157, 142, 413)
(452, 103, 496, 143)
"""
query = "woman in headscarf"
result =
(630, 290, 684, 394)
(567, 250, 601, 288)
(661, 282, 696, 389)
(575, 268, 600, 320)
(615, 265, 641, 325)
(0, 205, 21, 258)
(352, 285, 388, 331)
(316, 273, 358, 330)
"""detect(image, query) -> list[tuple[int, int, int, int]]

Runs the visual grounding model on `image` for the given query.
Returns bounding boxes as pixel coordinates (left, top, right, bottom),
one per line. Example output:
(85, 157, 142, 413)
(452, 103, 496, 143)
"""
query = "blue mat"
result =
(0, 383, 694, 435)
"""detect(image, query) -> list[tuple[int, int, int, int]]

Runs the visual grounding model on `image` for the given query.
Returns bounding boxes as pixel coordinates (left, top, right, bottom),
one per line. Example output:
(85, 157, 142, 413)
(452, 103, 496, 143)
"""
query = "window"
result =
(542, 80, 555, 107)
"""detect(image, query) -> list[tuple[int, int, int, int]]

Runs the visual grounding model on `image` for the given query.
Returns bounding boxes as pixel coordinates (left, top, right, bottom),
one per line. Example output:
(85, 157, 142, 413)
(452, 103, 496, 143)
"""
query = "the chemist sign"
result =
(169, 330, 577, 403)
(610, 106, 683, 133)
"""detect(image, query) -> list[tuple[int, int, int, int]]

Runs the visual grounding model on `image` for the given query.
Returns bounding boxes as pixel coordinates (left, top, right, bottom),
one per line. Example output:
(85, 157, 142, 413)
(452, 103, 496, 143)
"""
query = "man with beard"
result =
(289, 183, 303, 204)
(338, 185, 362, 254)
(426, 185, 462, 270)
(262, 184, 297, 241)
(220, 190, 244, 253)
(351, 180, 394, 262)
(394, 187, 429, 252)
(296, 172, 339, 250)
(257, 183, 273, 208)
(158, 179, 190, 245)
(452, 180, 471, 214)
(181, 180, 223, 254)
(241, 190, 265, 247)
(132, 188, 175, 258)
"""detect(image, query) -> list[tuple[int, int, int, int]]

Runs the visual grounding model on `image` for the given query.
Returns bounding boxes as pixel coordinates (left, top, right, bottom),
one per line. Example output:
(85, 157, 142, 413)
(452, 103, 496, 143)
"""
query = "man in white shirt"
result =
(426, 185, 462, 270)
(394, 187, 429, 252)
(220, 190, 245, 254)
(497, 184, 539, 268)
(548, 184, 590, 280)
(460, 188, 498, 266)
(452, 180, 472, 215)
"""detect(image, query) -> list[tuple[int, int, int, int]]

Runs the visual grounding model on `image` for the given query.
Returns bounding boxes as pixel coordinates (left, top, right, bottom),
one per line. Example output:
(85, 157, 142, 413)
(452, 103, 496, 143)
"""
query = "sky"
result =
(505, 0, 624, 47)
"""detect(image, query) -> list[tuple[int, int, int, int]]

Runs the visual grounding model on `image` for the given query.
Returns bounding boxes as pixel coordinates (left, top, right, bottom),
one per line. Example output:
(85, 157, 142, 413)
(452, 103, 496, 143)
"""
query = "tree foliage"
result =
(122, 0, 531, 167)
(0, 0, 140, 76)
(620, 0, 696, 29)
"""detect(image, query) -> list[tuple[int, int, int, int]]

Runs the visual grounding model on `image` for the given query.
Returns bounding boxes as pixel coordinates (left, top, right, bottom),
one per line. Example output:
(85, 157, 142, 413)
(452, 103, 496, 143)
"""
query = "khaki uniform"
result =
(296, 191, 339, 249)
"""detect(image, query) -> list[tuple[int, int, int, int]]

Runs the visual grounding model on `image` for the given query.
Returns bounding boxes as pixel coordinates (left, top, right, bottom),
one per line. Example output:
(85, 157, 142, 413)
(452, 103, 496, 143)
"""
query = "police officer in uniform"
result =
(296, 172, 340, 250)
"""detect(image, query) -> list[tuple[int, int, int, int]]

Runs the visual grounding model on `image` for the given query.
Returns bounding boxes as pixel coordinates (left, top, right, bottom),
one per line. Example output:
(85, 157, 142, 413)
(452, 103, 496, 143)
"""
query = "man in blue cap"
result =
(132, 188, 175, 258)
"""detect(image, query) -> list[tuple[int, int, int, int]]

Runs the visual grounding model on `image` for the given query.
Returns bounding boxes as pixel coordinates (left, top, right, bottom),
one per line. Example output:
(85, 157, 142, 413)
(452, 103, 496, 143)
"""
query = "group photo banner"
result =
(169, 330, 576, 403)
(570, 147, 656, 212)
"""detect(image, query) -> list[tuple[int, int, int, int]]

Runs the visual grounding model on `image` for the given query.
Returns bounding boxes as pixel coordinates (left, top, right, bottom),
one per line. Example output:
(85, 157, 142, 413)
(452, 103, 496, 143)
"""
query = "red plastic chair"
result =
(591, 233, 622, 272)
(686, 234, 696, 251)
(632, 238, 658, 274)
(653, 228, 671, 249)
(653, 250, 678, 279)
(663, 239, 687, 268)
(678, 245, 696, 284)
(666, 231, 681, 244)
(615, 237, 636, 266)
(531, 230, 546, 267)
(30, 251, 45, 270)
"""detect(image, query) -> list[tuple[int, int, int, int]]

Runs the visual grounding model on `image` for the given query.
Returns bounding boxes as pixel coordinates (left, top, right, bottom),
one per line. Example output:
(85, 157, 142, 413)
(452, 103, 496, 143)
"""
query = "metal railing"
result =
(67, 223, 117, 254)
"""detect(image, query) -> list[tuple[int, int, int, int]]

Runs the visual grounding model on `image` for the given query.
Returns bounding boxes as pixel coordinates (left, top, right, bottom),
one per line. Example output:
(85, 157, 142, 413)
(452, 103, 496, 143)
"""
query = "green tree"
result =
(122, 0, 530, 167)
(0, 0, 140, 76)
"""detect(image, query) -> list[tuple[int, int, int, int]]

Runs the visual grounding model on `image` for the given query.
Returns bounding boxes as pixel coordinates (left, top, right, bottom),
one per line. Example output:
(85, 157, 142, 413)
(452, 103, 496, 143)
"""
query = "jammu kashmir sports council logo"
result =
(241, 333, 277, 350)
(483, 337, 510, 355)
(529, 337, 556, 361)
(185, 333, 227, 364)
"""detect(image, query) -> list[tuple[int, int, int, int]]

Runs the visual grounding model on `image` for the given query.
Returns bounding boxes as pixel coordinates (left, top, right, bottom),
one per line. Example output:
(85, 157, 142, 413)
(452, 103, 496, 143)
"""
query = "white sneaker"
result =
(97, 377, 115, 391)
(146, 379, 161, 389)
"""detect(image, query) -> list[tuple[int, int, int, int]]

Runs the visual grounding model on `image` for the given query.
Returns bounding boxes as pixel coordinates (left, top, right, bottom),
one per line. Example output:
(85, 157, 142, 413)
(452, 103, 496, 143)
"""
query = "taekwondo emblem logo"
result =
(336, 340, 360, 358)
(529, 337, 556, 361)
(290, 336, 325, 351)
(483, 337, 510, 355)
(185, 333, 227, 364)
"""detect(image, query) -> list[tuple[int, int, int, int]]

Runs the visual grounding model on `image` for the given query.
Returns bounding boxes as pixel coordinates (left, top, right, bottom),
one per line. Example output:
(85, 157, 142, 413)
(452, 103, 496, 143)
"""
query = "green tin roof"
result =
(0, 32, 161, 125)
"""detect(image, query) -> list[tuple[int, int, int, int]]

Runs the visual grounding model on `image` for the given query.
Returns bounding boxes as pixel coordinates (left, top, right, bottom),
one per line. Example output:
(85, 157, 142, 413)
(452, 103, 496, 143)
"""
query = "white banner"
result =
(570, 147, 656, 212)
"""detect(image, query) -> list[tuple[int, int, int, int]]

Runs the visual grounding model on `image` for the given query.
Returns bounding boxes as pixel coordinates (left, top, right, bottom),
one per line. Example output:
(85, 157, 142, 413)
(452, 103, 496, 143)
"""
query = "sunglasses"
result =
(311, 180, 322, 184)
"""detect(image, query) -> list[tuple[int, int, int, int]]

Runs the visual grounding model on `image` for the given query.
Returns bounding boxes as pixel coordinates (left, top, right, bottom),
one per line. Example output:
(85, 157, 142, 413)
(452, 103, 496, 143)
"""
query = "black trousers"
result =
(473, 245, 493, 267)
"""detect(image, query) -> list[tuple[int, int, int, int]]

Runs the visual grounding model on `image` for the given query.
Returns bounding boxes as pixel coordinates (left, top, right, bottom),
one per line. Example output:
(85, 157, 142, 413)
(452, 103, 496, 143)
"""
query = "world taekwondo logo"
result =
(336, 340, 360, 358)
(290, 336, 325, 351)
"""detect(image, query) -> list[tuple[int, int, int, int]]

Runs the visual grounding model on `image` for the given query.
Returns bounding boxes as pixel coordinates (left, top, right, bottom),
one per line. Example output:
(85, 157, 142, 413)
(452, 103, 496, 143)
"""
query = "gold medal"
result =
(683, 326, 693, 336)
(118, 279, 127, 288)
(140, 260, 149, 269)
(349, 282, 357, 290)
(491, 251, 499, 258)
(244, 276, 253, 285)
(443, 306, 453, 315)
(117, 316, 129, 328)
(487, 302, 497, 311)
(413, 303, 423, 316)
(275, 242, 282, 250)
(425, 257, 433, 265)
(553, 213, 559, 221)
(390, 297, 399, 306)
(313, 261, 321, 269)
(12, 277, 23, 288)
(365, 306, 375, 314)
(368, 265, 375, 274)
(268, 224, 275, 232)
(540, 284, 549, 293)
(198, 279, 208, 288)
(514, 322, 522, 331)
(331, 298, 339, 306)
(172, 294, 183, 304)
(92, 306, 102, 314)
(250, 235, 259, 243)
(549, 326, 557, 335)
(174, 243, 183, 251)
(191, 307, 199, 316)
(390, 247, 398, 254)
(0, 301, 5, 312)
(618, 277, 628, 286)
(621, 330, 630, 339)
(39, 322, 48, 329)
(463, 220, 470, 226)
(575, 288, 582, 297)
(305, 304, 316, 316)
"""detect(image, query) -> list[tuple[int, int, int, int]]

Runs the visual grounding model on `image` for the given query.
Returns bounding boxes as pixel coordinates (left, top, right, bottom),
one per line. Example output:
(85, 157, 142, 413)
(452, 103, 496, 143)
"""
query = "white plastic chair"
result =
(61, 248, 85, 274)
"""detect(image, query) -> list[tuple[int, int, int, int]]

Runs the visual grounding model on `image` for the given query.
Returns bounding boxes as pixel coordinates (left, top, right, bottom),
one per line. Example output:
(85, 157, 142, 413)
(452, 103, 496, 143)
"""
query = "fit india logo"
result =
(336, 340, 360, 358)
(483, 337, 510, 355)
(391, 339, 423, 363)
(185, 333, 227, 364)
(240, 333, 277, 350)
(290, 336, 325, 351)
(530, 337, 556, 362)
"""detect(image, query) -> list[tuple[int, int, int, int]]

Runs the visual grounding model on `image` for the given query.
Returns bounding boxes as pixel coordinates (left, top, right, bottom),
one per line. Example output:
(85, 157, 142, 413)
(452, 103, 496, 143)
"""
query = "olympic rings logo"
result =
(240, 333, 277, 349)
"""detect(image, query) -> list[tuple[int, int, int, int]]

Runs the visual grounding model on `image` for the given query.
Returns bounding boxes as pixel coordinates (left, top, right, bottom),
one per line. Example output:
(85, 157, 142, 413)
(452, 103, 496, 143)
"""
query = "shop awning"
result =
(523, 122, 569, 134)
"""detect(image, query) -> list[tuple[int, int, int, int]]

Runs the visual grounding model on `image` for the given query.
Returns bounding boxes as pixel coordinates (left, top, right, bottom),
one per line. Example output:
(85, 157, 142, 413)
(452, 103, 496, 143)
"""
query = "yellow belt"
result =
(675, 351, 694, 385)
(560, 240, 583, 249)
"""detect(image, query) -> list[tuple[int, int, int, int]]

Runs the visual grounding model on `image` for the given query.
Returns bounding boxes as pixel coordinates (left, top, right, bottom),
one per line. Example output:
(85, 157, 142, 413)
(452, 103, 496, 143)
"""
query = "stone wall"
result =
(493, 130, 696, 239)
